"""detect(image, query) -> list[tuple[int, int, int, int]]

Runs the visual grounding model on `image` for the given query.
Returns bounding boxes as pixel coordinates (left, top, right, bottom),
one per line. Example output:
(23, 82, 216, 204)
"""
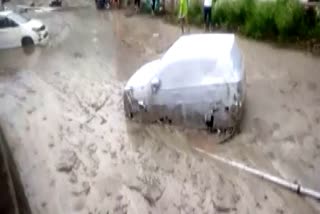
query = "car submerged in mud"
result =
(0, 11, 49, 49)
(123, 33, 246, 135)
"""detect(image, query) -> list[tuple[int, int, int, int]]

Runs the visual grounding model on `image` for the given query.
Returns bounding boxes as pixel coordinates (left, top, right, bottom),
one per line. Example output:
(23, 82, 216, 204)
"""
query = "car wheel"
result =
(123, 94, 133, 119)
(21, 37, 34, 47)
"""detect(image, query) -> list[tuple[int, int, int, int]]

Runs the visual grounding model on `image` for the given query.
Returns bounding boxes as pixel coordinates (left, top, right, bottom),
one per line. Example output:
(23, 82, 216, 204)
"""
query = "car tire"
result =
(123, 93, 133, 119)
(21, 37, 34, 47)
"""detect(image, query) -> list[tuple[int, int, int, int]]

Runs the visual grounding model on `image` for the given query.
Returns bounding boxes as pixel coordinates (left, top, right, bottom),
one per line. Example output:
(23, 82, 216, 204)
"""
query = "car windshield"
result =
(159, 59, 229, 89)
(7, 13, 30, 24)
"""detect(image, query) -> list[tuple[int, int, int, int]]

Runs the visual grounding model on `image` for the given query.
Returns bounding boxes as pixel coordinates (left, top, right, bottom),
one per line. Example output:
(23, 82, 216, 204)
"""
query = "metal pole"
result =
(195, 147, 320, 200)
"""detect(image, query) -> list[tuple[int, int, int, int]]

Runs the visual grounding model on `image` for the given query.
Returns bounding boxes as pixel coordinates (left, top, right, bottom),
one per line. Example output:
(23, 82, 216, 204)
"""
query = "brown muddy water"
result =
(0, 7, 320, 214)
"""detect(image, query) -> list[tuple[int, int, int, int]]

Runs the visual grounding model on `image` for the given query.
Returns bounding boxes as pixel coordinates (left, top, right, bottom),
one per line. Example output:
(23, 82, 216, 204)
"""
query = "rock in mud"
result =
(87, 143, 97, 154)
(56, 150, 78, 173)
(72, 181, 91, 196)
(69, 171, 78, 184)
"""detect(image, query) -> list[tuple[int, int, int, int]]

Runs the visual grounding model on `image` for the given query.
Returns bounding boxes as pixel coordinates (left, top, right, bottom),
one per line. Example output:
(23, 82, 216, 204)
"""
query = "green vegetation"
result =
(186, 0, 320, 41)
(188, 0, 203, 25)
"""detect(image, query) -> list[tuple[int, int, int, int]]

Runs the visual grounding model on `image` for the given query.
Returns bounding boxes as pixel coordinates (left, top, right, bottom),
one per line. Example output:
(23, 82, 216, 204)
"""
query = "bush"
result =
(188, 0, 203, 25)
(213, 0, 254, 29)
(274, 0, 306, 40)
(186, 0, 320, 41)
(242, 1, 277, 39)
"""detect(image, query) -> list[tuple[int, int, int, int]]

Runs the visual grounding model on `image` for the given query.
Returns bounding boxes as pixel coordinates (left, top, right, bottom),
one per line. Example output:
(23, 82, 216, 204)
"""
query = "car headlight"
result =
(234, 100, 242, 108)
(32, 27, 41, 33)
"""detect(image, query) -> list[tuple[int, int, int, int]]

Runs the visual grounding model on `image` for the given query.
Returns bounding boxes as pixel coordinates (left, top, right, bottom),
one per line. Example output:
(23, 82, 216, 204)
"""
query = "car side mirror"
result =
(151, 78, 161, 94)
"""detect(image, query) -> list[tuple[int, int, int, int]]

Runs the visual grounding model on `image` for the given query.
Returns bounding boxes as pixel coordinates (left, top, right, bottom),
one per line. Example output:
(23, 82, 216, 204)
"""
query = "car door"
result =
(0, 17, 21, 49)
(148, 61, 196, 125)
(0, 17, 10, 49)
(149, 59, 215, 128)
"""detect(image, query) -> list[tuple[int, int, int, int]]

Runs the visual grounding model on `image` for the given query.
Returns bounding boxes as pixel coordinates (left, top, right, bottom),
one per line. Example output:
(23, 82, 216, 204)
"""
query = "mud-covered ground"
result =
(1, 5, 320, 214)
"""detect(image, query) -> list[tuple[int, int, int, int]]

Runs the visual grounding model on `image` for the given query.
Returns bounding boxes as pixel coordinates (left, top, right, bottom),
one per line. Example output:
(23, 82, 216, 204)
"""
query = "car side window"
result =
(159, 60, 215, 90)
(231, 43, 242, 70)
(0, 17, 18, 29)
(158, 62, 188, 90)
(0, 17, 6, 29)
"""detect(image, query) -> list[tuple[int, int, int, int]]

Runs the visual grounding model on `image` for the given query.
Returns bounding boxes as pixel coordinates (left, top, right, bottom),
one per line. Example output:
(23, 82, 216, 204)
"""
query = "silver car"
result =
(123, 33, 246, 134)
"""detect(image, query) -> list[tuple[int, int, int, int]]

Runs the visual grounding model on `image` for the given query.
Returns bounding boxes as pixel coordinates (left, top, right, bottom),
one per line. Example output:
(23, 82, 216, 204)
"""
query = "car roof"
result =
(0, 10, 13, 17)
(162, 33, 236, 63)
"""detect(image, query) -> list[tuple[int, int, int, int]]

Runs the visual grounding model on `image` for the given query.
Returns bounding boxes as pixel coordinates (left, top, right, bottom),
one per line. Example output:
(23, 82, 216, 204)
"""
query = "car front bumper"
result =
(37, 30, 49, 45)
(124, 89, 244, 132)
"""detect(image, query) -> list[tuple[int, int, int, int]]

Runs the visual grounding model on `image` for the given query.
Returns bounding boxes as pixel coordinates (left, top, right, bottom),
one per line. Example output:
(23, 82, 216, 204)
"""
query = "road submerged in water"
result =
(1, 6, 320, 214)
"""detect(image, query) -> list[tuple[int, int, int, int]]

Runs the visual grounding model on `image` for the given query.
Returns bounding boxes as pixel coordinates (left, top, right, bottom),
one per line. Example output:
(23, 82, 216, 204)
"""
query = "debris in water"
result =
(56, 150, 78, 173)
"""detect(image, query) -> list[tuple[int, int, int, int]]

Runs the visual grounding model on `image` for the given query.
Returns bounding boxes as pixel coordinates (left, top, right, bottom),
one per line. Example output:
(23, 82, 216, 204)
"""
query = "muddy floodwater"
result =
(1, 6, 320, 214)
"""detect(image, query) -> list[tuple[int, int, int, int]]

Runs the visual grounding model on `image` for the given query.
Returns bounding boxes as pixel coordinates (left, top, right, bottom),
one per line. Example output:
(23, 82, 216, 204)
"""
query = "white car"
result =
(0, 11, 49, 49)
(123, 34, 246, 134)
